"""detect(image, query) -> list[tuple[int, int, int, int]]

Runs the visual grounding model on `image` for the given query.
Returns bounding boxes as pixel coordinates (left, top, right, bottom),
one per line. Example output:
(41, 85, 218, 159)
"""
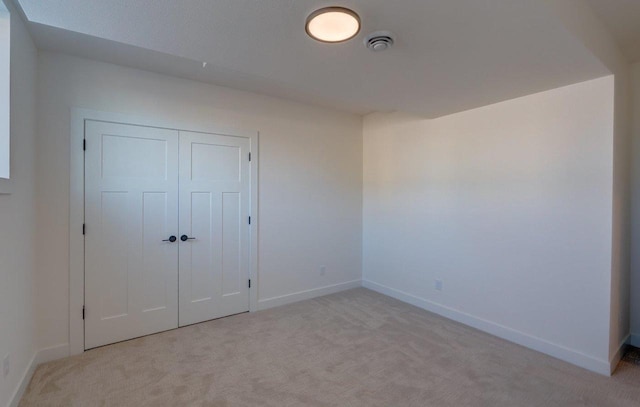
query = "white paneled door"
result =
(84, 121, 180, 349)
(178, 131, 251, 327)
(84, 121, 251, 349)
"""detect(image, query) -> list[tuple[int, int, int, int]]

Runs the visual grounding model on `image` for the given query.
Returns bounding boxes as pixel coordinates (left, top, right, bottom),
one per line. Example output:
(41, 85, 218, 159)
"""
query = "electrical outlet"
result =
(2, 354, 9, 378)
(320, 265, 326, 276)
(435, 280, 443, 292)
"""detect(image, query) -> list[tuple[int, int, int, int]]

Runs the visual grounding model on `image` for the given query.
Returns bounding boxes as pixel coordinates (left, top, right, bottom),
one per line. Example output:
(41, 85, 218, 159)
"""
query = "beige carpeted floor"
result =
(20, 288, 640, 406)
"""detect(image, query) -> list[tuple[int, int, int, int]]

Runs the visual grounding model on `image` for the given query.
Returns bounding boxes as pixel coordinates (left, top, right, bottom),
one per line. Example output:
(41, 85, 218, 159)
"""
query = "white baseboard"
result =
(258, 280, 362, 311)
(362, 279, 612, 376)
(7, 344, 69, 407)
(35, 344, 69, 365)
(7, 353, 37, 407)
(610, 335, 630, 375)
(629, 333, 640, 348)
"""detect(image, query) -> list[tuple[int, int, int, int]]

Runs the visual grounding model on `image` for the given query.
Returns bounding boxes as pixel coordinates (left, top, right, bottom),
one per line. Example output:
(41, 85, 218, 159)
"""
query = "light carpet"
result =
(20, 288, 640, 406)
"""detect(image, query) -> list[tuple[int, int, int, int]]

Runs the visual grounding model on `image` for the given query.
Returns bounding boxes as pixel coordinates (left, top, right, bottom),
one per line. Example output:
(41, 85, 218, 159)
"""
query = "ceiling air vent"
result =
(364, 31, 395, 52)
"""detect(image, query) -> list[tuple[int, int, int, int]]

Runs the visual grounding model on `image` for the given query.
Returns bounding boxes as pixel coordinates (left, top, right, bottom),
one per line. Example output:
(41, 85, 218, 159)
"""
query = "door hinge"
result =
(83, 139, 86, 151)
(82, 306, 85, 320)
(248, 216, 251, 225)
(248, 279, 251, 288)
(248, 152, 252, 162)
(82, 224, 86, 235)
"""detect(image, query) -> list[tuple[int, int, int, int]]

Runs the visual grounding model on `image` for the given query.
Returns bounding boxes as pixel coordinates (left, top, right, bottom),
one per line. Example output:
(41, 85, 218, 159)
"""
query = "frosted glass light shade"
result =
(306, 7, 360, 43)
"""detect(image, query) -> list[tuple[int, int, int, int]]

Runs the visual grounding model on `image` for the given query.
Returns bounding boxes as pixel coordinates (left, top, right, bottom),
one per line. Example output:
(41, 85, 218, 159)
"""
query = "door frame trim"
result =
(70, 108, 260, 356)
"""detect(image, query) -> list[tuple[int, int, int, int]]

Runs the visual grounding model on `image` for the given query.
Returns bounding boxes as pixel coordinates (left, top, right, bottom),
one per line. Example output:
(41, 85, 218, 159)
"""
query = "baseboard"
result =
(629, 333, 640, 348)
(7, 353, 37, 407)
(7, 344, 69, 407)
(35, 343, 69, 365)
(610, 335, 630, 375)
(258, 280, 362, 311)
(362, 279, 611, 376)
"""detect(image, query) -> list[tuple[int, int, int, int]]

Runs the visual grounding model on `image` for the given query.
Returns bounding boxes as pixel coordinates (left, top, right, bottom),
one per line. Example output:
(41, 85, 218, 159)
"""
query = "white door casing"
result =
(178, 131, 251, 326)
(84, 121, 179, 349)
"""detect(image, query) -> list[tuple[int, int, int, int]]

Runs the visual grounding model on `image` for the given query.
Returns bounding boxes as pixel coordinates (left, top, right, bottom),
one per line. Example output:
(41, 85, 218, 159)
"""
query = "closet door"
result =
(84, 121, 179, 349)
(178, 131, 251, 326)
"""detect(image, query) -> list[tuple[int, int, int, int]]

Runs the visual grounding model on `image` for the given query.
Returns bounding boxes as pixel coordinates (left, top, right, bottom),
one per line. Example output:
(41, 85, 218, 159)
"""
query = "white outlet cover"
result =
(435, 280, 443, 291)
(320, 266, 326, 275)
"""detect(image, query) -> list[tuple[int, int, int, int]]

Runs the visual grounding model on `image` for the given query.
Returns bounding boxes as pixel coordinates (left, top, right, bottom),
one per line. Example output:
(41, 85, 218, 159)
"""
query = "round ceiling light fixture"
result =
(305, 7, 361, 43)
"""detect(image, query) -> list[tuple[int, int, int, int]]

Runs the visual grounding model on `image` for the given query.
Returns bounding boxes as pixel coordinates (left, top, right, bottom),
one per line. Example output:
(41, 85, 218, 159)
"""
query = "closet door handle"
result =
(162, 236, 177, 243)
(180, 235, 196, 242)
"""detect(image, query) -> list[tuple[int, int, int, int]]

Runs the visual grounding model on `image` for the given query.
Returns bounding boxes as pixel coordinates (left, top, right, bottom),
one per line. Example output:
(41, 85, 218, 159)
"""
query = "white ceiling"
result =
(586, 0, 640, 63)
(16, 0, 611, 117)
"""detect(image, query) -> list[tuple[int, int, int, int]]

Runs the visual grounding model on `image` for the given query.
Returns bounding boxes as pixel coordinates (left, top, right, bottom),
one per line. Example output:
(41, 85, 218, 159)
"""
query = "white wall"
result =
(631, 62, 640, 347)
(0, 1, 38, 405)
(542, 0, 633, 364)
(363, 77, 616, 374)
(35, 53, 363, 351)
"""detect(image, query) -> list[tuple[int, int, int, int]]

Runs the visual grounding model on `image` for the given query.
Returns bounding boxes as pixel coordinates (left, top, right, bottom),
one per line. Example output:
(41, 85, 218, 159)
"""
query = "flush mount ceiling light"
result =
(305, 7, 361, 43)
